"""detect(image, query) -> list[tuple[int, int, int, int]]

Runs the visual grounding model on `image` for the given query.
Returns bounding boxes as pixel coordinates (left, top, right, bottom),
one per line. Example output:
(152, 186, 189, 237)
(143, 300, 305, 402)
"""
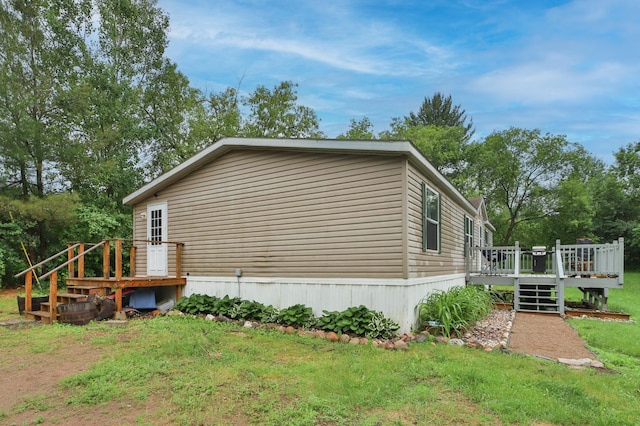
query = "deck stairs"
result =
(514, 277, 563, 314)
(26, 284, 110, 324)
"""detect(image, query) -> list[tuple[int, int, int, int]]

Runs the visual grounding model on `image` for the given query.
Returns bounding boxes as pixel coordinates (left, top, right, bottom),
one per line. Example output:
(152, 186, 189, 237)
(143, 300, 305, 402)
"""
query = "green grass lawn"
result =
(1, 273, 639, 425)
(568, 271, 640, 372)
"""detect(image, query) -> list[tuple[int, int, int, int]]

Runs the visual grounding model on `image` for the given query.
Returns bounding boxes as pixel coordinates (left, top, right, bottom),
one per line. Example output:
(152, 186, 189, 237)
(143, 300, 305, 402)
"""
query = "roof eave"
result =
(123, 137, 476, 214)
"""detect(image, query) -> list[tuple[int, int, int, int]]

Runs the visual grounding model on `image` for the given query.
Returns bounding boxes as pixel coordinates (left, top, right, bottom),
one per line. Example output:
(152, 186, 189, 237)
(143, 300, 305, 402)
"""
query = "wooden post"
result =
(67, 243, 75, 278)
(175, 243, 183, 301)
(115, 239, 122, 281)
(115, 288, 123, 312)
(175, 243, 183, 278)
(25, 270, 33, 313)
(78, 243, 85, 278)
(129, 245, 136, 277)
(103, 240, 110, 279)
(50, 271, 58, 323)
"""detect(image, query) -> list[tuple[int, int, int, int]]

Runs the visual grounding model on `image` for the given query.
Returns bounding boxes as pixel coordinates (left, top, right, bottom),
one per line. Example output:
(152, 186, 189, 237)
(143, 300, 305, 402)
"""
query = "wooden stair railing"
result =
(15, 238, 185, 323)
(15, 241, 107, 323)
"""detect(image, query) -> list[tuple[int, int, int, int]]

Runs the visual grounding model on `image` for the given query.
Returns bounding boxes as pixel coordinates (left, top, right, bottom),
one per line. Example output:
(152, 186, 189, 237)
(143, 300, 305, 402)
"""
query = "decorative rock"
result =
(205, 314, 215, 321)
(435, 335, 449, 344)
(393, 340, 409, 351)
(285, 326, 295, 334)
(340, 334, 351, 343)
(414, 334, 428, 343)
(449, 338, 465, 346)
(384, 341, 395, 350)
(326, 331, 339, 342)
(359, 338, 369, 346)
(113, 311, 127, 321)
(590, 360, 605, 369)
(243, 321, 253, 328)
(276, 325, 286, 333)
(558, 358, 593, 367)
(349, 337, 360, 345)
(315, 330, 326, 339)
(372, 340, 381, 348)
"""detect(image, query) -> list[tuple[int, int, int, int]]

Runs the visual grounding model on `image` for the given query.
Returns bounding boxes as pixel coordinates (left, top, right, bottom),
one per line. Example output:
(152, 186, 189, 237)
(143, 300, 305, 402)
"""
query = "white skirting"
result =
(184, 274, 466, 333)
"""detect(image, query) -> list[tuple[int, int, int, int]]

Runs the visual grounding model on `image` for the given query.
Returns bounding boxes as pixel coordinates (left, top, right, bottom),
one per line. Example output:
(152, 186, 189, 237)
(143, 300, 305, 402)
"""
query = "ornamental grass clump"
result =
(417, 285, 493, 337)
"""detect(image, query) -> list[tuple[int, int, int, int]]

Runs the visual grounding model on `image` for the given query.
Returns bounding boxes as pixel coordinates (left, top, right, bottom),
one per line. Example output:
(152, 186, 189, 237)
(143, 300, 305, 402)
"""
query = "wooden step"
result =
(26, 310, 53, 324)
(57, 293, 89, 303)
(66, 285, 109, 296)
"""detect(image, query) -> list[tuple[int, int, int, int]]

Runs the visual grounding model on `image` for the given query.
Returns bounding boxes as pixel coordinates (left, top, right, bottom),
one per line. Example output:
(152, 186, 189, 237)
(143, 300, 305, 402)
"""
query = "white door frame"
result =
(147, 202, 168, 276)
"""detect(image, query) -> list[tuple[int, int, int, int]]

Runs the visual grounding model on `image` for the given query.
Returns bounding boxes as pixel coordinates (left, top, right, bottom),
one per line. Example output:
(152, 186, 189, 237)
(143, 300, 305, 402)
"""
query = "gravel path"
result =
(462, 309, 515, 350)
(460, 309, 604, 368)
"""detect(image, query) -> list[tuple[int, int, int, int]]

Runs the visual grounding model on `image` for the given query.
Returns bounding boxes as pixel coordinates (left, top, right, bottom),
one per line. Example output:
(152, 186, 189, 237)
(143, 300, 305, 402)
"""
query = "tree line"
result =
(1, 0, 638, 287)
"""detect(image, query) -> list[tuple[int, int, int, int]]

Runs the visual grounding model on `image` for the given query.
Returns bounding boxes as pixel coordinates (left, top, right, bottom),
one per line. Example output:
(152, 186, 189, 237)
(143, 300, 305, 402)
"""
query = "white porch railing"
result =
(467, 238, 624, 284)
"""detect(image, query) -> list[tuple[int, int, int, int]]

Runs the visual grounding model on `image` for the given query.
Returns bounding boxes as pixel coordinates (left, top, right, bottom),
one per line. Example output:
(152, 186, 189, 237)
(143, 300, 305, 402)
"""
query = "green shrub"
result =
(276, 304, 314, 328)
(416, 285, 493, 337)
(315, 305, 399, 339)
(174, 295, 400, 338)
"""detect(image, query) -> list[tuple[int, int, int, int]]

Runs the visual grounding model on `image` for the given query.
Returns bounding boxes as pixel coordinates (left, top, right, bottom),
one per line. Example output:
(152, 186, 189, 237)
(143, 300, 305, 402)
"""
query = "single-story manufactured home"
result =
(122, 138, 493, 332)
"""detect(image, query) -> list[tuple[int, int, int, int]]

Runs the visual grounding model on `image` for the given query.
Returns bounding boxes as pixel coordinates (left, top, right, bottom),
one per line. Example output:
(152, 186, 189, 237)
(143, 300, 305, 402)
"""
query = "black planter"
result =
(17, 295, 49, 314)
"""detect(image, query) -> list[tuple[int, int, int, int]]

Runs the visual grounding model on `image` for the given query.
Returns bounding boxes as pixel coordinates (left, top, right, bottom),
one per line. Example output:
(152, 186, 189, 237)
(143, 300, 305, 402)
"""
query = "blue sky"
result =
(157, 0, 639, 163)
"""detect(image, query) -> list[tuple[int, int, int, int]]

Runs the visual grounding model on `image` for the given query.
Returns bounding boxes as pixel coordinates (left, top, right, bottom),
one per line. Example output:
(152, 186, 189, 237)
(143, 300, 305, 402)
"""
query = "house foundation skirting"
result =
(184, 274, 467, 333)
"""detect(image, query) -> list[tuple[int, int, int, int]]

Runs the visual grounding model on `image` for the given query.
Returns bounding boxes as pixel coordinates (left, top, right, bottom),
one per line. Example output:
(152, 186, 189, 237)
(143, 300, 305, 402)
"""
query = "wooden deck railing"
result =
(15, 238, 185, 322)
(467, 238, 624, 283)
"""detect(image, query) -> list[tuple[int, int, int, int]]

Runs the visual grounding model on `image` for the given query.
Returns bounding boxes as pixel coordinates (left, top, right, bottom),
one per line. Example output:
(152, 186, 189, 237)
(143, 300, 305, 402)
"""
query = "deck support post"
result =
(115, 239, 122, 281)
(115, 288, 123, 312)
(50, 271, 58, 323)
(513, 242, 521, 311)
(175, 243, 184, 301)
(103, 240, 110, 279)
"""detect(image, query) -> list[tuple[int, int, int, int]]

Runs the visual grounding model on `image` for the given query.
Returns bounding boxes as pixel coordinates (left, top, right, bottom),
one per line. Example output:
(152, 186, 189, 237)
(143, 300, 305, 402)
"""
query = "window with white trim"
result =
(464, 215, 474, 257)
(422, 183, 440, 252)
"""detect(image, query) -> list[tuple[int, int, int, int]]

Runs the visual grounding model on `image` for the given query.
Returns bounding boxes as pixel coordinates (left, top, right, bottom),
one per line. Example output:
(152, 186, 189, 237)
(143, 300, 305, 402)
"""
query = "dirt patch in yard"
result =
(0, 287, 172, 425)
(0, 326, 169, 426)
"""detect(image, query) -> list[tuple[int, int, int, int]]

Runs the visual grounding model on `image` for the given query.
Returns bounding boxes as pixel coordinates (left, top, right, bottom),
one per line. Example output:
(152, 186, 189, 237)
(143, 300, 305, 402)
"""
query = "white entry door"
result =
(147, 202, 168, 276)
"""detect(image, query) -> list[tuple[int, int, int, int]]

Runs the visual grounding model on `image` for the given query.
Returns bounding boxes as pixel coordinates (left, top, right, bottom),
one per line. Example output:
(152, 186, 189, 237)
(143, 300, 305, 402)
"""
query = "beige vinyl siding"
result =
(406, 161, 467, 277)
(135, 149, 405, 278)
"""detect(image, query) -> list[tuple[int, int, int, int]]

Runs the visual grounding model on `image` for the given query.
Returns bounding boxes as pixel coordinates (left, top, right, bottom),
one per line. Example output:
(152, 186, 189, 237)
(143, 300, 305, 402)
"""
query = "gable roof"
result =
(123, 137, 477, 215)
(467, 196, 496, 232)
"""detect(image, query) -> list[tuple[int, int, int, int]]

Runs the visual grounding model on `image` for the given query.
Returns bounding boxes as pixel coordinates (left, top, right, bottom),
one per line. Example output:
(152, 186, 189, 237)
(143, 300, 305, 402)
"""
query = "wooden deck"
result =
(15, 239, 186, 323)
(466, 239, 624, 313)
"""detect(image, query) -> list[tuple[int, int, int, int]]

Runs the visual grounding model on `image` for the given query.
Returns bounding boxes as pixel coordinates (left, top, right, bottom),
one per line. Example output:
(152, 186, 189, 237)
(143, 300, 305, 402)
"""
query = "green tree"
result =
(143, 60, 205, 175)
(594, 142, 640, 267)
(379, 118, 472, 190)
(0, 0, 91, 272)
(471, 128, 584, 245)
(407, 92, 475, 142)
(337, 117, 375, 140)
(241, 81, 323, 138)
(0, 0, 90, 197)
